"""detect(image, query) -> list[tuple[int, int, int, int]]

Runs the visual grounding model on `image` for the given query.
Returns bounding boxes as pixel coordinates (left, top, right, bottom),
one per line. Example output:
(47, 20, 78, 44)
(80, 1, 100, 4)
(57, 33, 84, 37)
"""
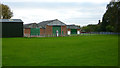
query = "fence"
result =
(24, 32, 120, 37)
(80, 32, 120, 35)
(24, 33, 68, 37)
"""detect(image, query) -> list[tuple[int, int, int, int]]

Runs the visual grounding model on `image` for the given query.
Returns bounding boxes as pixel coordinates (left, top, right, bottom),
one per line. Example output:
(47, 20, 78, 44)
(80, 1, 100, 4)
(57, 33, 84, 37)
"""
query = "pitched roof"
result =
(0, 19, 23, 23)
(38, 19, 66, 28)
(24, 23, 41, 28)
(67, 25, 80, 29)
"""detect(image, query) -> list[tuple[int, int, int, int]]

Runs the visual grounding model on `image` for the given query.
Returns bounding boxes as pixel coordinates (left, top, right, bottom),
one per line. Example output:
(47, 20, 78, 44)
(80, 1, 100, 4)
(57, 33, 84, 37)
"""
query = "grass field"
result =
(2, 35, 118, 66)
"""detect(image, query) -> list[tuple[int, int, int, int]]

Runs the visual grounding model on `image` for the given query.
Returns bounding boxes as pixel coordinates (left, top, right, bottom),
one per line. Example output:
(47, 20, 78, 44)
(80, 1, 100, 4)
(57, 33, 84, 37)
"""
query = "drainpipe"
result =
(61, 26, 62, 36)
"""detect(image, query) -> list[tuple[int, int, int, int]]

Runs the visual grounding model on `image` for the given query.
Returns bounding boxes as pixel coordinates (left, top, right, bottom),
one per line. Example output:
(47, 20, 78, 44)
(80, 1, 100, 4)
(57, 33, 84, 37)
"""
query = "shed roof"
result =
(38, 19, 66, 28)
(0, 19, 23, 23)
(24, 23, 41, 28)
(67, 25, 80, 29)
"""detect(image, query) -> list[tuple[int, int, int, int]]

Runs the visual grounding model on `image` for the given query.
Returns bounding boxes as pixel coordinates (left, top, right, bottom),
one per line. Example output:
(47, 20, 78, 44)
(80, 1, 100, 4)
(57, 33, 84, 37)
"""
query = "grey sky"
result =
(2, 0, 111, 26)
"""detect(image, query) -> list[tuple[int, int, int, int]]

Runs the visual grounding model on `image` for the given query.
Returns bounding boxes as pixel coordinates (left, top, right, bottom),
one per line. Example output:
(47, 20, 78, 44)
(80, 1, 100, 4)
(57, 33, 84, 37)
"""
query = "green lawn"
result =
(2, 35, 118, 66)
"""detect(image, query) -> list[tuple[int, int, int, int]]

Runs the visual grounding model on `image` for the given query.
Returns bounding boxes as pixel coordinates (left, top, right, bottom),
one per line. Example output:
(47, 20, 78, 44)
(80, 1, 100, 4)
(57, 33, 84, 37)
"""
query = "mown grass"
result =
(2, 35, 118, 66)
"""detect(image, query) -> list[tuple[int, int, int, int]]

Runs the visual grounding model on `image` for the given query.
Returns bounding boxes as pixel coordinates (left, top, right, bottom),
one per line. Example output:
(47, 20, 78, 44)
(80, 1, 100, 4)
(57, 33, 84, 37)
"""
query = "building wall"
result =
(24, 28, 31, 37)
(40, 28, 45, 36)
(52, 26, 61, 36)
(0, 23, 2, 38)
(68, 29, 71, 31)
(77, 29, 81, 34)
(61, 26, 67, 36)
(24, 28, 31, 34)
(30, 28, 40, 36)
(45, 25, 52, 36)
(45, 25, 67, 36)
(67, 29, 81, 35)
(67, 29, 71, 35)
(2, 22, 23, 37)
(71, 29, 77, 34)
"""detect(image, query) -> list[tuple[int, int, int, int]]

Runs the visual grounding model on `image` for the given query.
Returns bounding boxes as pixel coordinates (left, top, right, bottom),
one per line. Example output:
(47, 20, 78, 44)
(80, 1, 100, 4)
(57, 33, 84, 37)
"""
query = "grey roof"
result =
(0, 19, 23, 23)
(67, 25, 80, 29)
(38, 19, 66, 28)
(24, 23, 41, 28)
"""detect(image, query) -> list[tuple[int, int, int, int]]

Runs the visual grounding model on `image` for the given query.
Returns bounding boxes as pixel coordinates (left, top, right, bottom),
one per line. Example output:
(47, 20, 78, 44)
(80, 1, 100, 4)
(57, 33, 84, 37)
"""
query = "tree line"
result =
(81, 0, 120, 32)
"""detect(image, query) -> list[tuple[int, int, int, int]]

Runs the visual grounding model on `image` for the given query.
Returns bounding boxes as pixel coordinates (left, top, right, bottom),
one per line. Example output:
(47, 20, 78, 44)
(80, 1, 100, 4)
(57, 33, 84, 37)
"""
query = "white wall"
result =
(67, 31, 71, 35)
(77, 30, 80, 34)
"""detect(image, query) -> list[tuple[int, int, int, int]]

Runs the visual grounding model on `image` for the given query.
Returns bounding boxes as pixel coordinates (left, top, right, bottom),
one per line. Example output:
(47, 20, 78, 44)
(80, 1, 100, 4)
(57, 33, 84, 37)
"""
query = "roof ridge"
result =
(0, 19, 23, 23)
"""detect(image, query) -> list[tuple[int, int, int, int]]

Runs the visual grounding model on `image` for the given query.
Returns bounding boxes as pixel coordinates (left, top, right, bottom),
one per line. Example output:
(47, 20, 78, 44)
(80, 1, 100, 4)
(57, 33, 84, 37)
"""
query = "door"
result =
(31, 28, 40, 36)
(71, 29, 77, 34)
(52, 26, 61, 36)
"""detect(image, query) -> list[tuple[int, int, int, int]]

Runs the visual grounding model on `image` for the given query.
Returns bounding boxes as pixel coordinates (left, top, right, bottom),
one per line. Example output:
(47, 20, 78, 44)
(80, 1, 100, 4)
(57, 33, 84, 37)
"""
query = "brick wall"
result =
(44, 25, 68, 36)
(24, 28, 31, 37)
(77, 29, 80, 31)
(45, 25, 52, 36)
(77, 29, 81, 34)
(68, 29, 71, 31)
(40, 28, 45, 36)
(67, 29, 71, 35)
(61, 26, 67, 36)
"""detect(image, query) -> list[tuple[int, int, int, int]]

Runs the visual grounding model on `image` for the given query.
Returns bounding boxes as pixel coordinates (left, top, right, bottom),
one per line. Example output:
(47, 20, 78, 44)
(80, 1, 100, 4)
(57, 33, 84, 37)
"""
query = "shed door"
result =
(71, 29, 77, 34)
(52, 26, 61, 36)
(31, 28, 40, 35)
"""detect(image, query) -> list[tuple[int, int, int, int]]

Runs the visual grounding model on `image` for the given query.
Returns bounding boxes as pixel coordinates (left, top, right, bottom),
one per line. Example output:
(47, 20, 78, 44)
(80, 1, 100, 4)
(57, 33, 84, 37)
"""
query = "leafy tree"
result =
(81, 0, 120, 32)
(106, 25, 115, 32)
(0, 4, 13, 19)
(81, 24, 99, 32)
(100, 1, 120, 32)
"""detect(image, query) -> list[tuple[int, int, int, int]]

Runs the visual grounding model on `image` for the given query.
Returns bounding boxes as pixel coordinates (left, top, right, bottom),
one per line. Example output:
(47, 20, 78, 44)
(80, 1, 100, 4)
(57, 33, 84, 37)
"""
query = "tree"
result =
(100, 0, 120, 32)
(81, 0, 120, 32)
(0, 4, 13, 19)
(106, 25, 115, 32)
(81, 24, 99, 32)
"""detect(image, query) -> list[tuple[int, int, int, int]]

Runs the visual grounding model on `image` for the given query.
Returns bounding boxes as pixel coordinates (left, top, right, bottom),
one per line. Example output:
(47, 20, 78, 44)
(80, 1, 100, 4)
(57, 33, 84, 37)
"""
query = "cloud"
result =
(2, 0, 111, 26)
(2, 0, 111, 3)
(3, 2, 107, 9)
(12, 8, 82, 23)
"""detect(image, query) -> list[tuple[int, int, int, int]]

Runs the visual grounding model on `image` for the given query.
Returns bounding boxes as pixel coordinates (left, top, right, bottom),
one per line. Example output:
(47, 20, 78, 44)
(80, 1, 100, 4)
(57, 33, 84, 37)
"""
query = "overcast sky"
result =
(2, 0, 111, 26)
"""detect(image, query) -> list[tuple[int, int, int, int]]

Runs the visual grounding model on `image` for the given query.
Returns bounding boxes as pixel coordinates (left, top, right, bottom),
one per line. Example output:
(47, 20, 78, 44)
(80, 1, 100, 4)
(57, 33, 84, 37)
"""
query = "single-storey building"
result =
(0, 19, 23, 37)
(67, 25, 80, 35)
(24, 19, 81, 37)
(38, 19, 67, 36)
(24, 23, 40, 37)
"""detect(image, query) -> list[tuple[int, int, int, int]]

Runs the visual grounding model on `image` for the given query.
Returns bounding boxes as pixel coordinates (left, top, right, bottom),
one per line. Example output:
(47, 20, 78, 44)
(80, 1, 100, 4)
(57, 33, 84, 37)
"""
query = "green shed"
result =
(0, 19, 23, 37)
(67, 25, 80, 35)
